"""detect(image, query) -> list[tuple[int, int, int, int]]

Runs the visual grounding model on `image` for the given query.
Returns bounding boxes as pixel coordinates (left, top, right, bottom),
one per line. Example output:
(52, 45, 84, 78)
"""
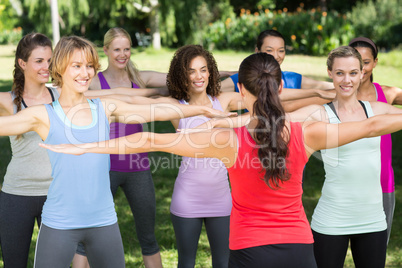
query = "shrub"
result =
(349, 0, 402, 50)
(203, 5, 354, 55)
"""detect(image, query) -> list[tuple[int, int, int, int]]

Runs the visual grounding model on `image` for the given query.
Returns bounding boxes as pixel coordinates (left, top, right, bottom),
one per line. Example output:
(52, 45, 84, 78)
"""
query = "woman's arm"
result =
(303, 113, 402, 157)
(139, 71, 168, 88)
(0, 92, 13, 116)
(279, 88, 335, 102)
(40, 128, 238, 167)
(0, 105, 49, 139)
(301, 76, 334, 89)
(178, 113, 251, 133)
(85, 87, 168, 98)
(382, 85, 402, 105)
(220, 78, 236, 92)
(103, 98, 237, 124)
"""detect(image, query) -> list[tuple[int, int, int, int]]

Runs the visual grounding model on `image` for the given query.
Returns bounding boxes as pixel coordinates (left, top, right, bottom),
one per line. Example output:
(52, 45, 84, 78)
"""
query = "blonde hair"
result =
(104, 27, 145, 88)
(50, 36, 101, 87)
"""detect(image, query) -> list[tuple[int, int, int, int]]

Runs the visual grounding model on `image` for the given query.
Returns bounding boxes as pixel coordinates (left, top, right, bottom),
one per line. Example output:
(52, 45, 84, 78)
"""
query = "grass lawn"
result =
(0, 45, 401, 267)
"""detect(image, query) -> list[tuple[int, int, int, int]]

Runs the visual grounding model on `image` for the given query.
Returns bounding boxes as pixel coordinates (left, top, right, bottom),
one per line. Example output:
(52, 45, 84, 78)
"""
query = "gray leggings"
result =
(110, 169, 159, 255)
(383, 192, 395, 244)
(171, 213, 230, 268)
(34, 223, 125, 268)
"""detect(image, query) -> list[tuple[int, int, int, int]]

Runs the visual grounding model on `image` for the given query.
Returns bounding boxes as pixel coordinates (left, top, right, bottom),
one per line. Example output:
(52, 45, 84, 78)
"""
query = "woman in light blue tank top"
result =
(0, 36, 232, 268)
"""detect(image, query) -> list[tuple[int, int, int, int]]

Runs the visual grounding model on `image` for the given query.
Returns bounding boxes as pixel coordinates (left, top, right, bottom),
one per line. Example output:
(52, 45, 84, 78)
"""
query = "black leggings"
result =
(229, 243, 317, 268)
(170, 213, 230, 268)
(34, 223, 125, 268)
(312, 229, 387, 268)
(0, 192, 46, 268)
(110, 170, 159, 256)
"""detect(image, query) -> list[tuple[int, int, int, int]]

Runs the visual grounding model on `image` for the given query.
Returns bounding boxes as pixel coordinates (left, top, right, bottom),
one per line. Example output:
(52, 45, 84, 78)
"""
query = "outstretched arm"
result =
(280, 88, 335, 102)
(0, 105, 49, 139)
(303, 113, 402, 157)
(40, 128, 238, 167)
(103, 98, 237, 124)
(85, 87, 169, 98)
(301, 76, 334, 90)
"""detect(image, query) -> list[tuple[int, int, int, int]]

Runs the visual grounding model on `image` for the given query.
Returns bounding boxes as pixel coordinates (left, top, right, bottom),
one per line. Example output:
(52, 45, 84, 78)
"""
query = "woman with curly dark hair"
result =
(109, 44, 244, 267)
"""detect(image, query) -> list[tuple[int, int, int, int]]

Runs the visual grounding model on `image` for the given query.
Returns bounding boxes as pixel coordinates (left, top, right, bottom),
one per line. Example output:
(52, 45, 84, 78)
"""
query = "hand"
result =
(317, 89, 336, 100)
(177, 119, 216, 134)
(39, 143, 86, 155)
(204, 107, 237, 118)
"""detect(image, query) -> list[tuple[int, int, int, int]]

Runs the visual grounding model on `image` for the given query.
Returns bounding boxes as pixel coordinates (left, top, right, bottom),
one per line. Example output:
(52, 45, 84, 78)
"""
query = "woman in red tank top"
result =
(41, 52, 402, 268)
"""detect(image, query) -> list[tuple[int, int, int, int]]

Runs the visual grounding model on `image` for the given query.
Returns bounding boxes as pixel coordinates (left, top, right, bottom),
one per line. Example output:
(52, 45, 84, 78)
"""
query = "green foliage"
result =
(160, 0, 235, 47)
(203, 5, 355, 55)
(0, 0, 22, 44)
(350, 0, 402, 50)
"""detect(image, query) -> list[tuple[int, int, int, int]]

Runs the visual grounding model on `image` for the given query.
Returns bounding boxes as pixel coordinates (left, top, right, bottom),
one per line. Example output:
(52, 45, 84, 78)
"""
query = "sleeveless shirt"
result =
(2, 87, 60, 196)
(170, 96, 232, 218)
(311, 101, 386, 235)
(42, 98, 117, 229)
(98, 72, 150, 172)
(373, 82, 394, 193)
(227, 122, 312, 250)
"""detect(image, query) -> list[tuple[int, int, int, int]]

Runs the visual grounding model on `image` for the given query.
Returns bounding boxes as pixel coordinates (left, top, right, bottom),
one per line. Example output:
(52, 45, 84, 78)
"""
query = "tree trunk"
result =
(150, 6, 161, 50)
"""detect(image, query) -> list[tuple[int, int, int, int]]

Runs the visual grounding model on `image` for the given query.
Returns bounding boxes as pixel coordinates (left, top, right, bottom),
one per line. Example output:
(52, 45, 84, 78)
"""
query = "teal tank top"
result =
(42, 98, 117, 229)
(311, 101, 386, 235)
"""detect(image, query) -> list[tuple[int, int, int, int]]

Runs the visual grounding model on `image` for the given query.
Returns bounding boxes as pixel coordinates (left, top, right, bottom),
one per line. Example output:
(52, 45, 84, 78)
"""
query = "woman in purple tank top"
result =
(108, 44, 244, 267)
(349, 37, 402, 245)
(88, 27, 169, 268)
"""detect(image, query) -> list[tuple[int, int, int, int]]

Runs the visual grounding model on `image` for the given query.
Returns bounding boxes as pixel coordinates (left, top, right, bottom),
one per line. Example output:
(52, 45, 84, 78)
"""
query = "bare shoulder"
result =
(0, 92, 13, 116)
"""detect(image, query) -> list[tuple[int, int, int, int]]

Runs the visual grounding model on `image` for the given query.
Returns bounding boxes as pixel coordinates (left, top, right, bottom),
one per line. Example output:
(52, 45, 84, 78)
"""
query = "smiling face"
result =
(104, 36, 131, 69)
(257, 36, 286, 65)
(19, 46, 52, 85)
(187, 56, 209, 94)
(355, 46, 377, 83)
(328, 56, 363, 97)
(62, 49, 95, 93)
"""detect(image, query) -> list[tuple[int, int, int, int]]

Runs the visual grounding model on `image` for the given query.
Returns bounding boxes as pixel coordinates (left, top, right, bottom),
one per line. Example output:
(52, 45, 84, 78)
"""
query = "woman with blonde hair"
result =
(41, 52, 402, 267)
(89, 27, 168, 267)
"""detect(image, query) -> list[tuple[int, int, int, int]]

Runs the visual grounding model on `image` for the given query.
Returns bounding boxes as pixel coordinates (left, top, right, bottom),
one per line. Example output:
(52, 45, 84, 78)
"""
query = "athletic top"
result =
(98, 71, 150, 172)
(311, 101, 386, 235)
(42, 98, 117, 229)
(170, 96, 232, 217)
(230, 71, 302, 92)
(227, 122, 312, 250)
(374, 82, 394, 193)
(2, 87, 60, 196)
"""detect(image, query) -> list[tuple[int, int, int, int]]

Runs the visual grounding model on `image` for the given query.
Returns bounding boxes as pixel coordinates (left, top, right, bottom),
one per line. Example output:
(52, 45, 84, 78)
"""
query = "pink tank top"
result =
(374, 82, 394, 192)
(169, 96, 232, 218)
(98, 72, 150, 172)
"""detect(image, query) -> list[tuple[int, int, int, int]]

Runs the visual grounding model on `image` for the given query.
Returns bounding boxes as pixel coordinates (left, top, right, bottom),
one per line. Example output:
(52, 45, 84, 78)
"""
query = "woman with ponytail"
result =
(43, 51, 402, 267)
(0, 33, 59, 268)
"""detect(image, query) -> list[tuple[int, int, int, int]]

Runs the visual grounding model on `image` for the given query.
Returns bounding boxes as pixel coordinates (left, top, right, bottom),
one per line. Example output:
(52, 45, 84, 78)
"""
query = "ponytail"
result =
(238, 53, 289, 188)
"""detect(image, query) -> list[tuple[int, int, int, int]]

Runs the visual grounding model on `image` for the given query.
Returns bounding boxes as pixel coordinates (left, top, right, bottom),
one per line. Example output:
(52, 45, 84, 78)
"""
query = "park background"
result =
(0, 0, 402, 267)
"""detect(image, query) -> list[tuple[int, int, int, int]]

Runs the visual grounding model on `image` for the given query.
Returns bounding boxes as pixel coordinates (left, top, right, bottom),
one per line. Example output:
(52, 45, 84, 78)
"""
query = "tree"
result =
(132, 0, 161, 50)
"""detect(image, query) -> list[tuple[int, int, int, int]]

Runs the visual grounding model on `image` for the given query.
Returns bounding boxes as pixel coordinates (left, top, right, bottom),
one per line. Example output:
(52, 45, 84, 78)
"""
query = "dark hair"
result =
(256, 29, 285, 51)
(167, 45, 220, 102)
(238, 53, 289, 188)
(327, 46, 363, 71)
(12, 33, 52, 113)
(349, 37, 378, 82)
